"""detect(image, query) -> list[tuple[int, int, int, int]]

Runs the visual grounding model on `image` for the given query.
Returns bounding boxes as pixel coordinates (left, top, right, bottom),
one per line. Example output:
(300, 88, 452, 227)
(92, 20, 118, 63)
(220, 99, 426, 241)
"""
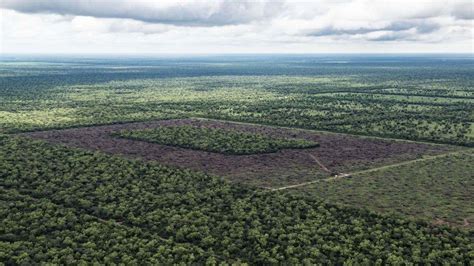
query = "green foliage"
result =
(0, 189, 206, 265)
(295, 151, 474, 228)
(0, 136, 472, 264)
(114, 126, 318, 154)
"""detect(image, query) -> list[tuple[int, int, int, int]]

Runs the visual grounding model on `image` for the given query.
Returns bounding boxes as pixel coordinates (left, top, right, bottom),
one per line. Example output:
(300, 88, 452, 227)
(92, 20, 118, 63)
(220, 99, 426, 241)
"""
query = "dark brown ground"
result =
(22, 118, 457, 187)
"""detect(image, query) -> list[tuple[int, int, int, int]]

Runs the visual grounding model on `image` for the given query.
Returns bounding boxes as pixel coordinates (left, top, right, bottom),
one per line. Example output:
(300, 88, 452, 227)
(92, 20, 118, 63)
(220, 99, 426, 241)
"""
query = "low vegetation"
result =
(113, 125, 318, 155)
(295, 151, 474, 228)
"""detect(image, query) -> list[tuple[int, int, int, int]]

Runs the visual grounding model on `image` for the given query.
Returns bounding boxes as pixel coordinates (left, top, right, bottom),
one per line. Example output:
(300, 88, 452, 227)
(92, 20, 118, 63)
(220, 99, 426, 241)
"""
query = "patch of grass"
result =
(294, 151, 474, 228)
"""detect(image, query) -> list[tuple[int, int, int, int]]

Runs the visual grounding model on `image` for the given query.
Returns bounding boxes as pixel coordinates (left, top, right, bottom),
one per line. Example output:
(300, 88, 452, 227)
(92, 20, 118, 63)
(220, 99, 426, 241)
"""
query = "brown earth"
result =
(22, 118, 456, 188)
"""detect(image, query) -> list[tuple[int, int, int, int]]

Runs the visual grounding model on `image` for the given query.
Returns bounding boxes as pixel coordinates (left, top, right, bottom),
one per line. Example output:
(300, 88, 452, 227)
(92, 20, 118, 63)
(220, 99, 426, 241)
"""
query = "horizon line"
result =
(2, 52, 473, 57)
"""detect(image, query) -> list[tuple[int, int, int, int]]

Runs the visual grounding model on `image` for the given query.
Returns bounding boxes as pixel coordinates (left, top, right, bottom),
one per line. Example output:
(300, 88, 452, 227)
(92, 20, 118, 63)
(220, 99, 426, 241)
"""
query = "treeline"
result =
(0, 136, 472, 264)
(114, 126, 318, 155)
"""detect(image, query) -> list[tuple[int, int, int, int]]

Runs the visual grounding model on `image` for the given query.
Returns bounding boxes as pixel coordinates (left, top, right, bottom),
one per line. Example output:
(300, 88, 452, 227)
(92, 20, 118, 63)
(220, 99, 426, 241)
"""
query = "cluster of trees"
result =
(1, 136, 472, 264)
(114, 126, 318, 155)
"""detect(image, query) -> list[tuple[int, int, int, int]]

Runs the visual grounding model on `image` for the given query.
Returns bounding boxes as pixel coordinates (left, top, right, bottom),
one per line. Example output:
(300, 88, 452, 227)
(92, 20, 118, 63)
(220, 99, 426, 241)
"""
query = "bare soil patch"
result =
(22, 118, 456, 188)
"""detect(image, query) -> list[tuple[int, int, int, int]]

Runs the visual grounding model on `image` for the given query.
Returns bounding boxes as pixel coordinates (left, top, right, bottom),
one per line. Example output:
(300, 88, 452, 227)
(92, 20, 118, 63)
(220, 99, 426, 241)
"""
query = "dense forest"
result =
(114, 126, 318, 155)
(0, 136, 472, 264)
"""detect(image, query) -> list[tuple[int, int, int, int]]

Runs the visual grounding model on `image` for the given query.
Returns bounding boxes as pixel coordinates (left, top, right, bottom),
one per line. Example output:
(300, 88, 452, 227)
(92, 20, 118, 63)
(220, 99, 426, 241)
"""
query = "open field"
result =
(22, 118, 457, 188)
(293, 150, 474, 228)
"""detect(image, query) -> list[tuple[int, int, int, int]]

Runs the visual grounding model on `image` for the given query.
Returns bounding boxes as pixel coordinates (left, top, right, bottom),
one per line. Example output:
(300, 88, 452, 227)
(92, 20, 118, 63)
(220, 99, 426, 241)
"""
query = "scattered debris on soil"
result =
(22, 118, 456, 187)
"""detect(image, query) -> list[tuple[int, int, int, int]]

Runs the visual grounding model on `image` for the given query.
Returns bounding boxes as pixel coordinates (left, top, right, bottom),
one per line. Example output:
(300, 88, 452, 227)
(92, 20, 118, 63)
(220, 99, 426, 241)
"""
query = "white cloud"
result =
(0, 0, 285, 26)
(0, 0, 472, 53)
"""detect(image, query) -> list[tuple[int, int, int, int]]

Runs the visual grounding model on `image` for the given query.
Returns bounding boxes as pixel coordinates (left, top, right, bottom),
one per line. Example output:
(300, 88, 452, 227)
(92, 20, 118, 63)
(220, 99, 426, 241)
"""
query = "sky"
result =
(0, 0, 473, 54)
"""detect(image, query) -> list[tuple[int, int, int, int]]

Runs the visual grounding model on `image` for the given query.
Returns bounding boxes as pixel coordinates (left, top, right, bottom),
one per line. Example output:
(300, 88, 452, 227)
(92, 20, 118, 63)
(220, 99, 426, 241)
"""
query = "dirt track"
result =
(22, 118, 456, 188)
(270, 149, 469, 191)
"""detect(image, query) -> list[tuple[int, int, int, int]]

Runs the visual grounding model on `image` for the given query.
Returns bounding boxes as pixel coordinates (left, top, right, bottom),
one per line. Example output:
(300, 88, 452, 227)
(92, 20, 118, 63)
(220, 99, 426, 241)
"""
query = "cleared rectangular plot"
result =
(23, 118, 458, 188)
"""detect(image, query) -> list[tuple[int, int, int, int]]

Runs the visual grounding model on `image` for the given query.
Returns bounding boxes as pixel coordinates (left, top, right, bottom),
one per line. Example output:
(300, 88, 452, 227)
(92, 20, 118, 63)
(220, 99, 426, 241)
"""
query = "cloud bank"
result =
(1, 0, 472, 53)
(0, 0, 284, 26)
